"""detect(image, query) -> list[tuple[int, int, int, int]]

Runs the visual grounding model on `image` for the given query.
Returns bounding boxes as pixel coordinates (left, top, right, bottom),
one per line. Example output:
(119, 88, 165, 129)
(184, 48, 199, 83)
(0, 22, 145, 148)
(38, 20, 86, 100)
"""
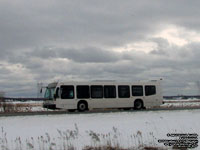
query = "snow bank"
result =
(0, 109, 199, 149)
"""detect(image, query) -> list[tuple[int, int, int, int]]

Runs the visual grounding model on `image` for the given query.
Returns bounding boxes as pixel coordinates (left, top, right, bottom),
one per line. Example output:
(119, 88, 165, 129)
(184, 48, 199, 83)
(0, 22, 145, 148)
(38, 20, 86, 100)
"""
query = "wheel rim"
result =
(79, 103, 86, 111)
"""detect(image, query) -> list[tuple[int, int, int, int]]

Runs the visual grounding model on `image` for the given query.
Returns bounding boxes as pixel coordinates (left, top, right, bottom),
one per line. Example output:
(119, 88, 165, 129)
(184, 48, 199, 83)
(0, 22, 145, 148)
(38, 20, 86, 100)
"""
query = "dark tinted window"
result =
(60, 86, 74, 99)
(132, 86, 143, 96)
(104, 86, 116, 98)
(55, 87, 60, 98)
(145, 85, 156, 96)
(91, 86, 103, 98)
(118, 86, 130, 98)
(77, 85, 90, 99)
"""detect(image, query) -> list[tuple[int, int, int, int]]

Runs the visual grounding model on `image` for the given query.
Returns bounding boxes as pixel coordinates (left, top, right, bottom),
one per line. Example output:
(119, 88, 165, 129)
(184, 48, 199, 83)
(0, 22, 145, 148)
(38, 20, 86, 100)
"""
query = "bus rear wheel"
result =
(134, 100, 143, 110)
(78, 102, 88, 112)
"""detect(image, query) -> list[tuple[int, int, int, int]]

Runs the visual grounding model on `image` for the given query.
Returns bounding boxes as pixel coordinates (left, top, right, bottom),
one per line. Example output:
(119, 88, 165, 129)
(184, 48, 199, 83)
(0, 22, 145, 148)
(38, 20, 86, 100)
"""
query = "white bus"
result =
(54, 80, 163, 112)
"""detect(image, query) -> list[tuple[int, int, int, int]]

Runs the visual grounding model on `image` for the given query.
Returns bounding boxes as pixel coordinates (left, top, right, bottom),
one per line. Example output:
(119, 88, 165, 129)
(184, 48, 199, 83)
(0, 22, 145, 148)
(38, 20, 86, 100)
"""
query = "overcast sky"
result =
(0, 0, 200, 97)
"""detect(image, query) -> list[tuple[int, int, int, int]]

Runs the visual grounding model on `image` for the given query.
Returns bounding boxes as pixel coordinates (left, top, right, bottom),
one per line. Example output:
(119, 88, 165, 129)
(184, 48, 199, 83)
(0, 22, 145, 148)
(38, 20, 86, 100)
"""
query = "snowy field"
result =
(0, 109, 200, 149)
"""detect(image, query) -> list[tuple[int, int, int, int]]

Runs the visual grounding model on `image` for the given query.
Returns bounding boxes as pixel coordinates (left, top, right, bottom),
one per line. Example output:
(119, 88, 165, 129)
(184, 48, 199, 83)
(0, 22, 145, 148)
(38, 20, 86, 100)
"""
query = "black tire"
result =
(134, 100, 143, 110)
(78, 102, 88, 112)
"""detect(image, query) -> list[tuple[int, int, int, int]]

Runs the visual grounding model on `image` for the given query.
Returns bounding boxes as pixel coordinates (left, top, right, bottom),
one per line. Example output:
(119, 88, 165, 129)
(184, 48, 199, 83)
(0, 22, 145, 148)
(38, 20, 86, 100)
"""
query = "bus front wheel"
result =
(78, 101, 88, 112)
(134, 100, 143, 110)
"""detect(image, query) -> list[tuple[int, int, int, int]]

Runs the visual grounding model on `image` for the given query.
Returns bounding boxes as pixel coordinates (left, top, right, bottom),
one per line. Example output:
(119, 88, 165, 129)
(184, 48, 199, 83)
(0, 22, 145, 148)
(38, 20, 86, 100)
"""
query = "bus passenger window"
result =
(91, 86, 103, 98)
(145, 86, 156, 96)
(60, 85, 74, 99)
(104, 86, 116, 98)
(77, 85, 90, 99)
(132, 86, 143, 96)
(118, 86, 130, 98)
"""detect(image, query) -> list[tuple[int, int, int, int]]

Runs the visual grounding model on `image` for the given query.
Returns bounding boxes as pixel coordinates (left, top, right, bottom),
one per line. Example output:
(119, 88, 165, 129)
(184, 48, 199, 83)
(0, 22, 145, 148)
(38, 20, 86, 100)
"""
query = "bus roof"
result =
(47, 82, 58, 88)
(56, 79, 161, 86)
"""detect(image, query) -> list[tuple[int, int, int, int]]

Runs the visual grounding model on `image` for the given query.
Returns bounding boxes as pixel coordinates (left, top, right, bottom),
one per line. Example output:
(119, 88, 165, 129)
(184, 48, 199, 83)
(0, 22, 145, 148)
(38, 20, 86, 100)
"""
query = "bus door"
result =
(56, 85, 76, 109)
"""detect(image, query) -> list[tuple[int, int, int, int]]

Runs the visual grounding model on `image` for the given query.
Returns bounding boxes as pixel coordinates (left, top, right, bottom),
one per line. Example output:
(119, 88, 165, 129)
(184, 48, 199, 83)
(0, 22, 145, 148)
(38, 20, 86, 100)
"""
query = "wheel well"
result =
(77, 100, 88, 109)
(134, 99, 144, 107)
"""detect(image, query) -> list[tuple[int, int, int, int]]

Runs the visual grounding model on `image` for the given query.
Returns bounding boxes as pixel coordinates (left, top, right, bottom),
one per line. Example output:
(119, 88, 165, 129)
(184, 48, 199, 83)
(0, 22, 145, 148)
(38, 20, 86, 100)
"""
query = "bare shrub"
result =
(0, 103, 34, 113)
(83, 145, 128, 150)
(2, 103, 15, 112)
(83, 145, 167, 150)
(0, 127, 9, 150)
(0, 125, 168, 150)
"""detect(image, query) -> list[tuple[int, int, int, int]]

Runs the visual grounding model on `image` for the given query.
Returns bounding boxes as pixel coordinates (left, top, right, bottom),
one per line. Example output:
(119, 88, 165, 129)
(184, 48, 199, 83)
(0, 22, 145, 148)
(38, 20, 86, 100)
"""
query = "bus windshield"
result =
(44, 88, 55, 100)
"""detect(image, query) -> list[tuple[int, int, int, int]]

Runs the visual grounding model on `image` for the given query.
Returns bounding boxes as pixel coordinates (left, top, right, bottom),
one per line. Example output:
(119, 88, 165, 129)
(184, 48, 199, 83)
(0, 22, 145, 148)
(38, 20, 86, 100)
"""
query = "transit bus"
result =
(53, 80, 163, 112)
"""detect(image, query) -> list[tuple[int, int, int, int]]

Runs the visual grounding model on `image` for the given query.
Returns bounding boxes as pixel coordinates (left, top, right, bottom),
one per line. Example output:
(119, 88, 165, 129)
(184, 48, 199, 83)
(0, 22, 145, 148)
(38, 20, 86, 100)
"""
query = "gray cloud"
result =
(28, 47, 121, 63)
(0, 0, 200, 97)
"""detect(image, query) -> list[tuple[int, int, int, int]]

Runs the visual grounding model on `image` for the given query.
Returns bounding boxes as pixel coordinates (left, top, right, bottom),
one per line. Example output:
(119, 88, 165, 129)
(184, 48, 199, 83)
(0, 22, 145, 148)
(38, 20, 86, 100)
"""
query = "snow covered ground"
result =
(161, 102, 200, 108)
(0, 109, 199, 149)
(1, 98, 200, 113)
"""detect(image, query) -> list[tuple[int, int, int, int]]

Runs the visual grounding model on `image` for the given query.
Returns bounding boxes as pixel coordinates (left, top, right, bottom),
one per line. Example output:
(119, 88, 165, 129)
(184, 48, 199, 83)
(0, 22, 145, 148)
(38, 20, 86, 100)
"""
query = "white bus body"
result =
(55, 80, 163, 111)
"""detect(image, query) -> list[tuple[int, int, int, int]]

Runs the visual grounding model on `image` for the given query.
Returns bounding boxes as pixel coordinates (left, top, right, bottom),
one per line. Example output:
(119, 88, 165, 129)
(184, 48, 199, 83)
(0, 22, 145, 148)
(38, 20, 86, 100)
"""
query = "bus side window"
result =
(77, 85, 90, 99)
(60, 85, 74, 99)
(118, 85, 130, 98)
(132, 86, 143, 96)
(104, 86, 116, 98)
(91, 85, 103, 98)
(145, 85, 156, 96)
